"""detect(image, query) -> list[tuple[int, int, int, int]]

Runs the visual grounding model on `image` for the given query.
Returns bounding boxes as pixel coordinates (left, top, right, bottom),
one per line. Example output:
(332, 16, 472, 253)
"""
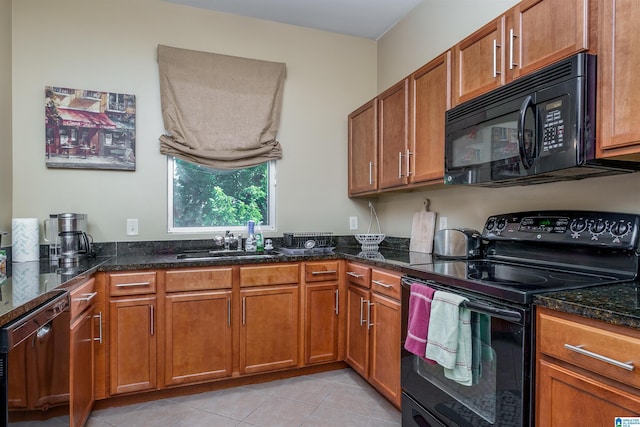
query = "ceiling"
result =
(163, 0, 423, 40)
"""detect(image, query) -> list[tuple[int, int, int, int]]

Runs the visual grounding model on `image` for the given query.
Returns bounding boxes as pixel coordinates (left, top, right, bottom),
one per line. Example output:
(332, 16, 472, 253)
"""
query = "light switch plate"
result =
(126, 219, 139, 236)
(439, 216, 448, 230)
(349, 216, 358, 230)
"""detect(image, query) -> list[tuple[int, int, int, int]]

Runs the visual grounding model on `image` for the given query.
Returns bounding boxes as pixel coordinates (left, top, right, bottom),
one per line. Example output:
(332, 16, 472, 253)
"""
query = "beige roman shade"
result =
(158, 44, 286, 169)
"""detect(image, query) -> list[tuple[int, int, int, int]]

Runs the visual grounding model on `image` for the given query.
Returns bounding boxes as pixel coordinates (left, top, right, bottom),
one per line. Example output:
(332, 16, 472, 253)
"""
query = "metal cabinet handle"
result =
(116, 281, 150, 287)
(564, 344, 634, 371)
(406, 149, 412, 177)
(359, 297, 366, 326)
(311, 270, 337, 275)
(150, 305, 155, 336)
(509, 28, 517, 70)
(335, 289, 339, 315)
(74, 292, 97, 302)
(94, 311, 103, 344)
(398, 151, 404, 179)
(227, 298, 231, 327)
(493, 39, 501, 78)
(367, 301, 374, 329)
(372, 279, 393, 288)
(346, 271, 363, 278)
(242, 297, 246, 326)
(369, 162, 374, 185)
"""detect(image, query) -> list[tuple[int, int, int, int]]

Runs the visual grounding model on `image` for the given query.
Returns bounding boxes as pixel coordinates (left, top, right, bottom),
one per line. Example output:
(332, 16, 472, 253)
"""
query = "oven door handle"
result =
(463, 300, 522, 322)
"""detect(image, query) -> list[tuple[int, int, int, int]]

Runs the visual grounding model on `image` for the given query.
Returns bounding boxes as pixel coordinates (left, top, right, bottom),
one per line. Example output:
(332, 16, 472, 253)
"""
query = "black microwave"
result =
(444, 53, 637, 186)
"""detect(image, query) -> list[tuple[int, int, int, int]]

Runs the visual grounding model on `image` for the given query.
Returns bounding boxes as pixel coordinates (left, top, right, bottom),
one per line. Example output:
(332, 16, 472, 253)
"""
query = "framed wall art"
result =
(45, 86, 136, 171)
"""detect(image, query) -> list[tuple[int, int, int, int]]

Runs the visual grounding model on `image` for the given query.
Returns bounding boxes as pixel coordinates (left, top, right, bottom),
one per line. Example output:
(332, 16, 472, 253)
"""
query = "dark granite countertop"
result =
(2, 243, 638, 332)
(534, 281, 640, 329)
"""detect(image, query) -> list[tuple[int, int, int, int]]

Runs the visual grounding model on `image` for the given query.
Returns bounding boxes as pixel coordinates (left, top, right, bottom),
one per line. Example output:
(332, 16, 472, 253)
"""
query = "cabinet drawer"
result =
(371, 269, 401, 300)
(305, 261, 339, 283)
(70, 277, 96, 320)
(538, 309, 640, 389)
(239, 264, 299, 287)
(345, 262, 370, 288)
(108, 271, 157, 296)
(165, 267, 233, 292)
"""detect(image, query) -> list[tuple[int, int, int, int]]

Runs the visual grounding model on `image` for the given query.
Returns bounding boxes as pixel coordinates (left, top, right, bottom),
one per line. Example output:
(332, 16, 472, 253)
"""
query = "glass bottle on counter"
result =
(255, 221, 264, 252)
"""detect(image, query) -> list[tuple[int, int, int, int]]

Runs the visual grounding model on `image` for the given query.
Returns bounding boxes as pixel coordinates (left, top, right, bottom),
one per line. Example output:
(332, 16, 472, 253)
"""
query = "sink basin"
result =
(176, 250, 280, 260)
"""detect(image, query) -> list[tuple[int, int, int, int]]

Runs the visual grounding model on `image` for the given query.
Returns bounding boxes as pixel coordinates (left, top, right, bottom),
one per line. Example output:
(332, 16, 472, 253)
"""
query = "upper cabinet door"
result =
(509, 0, 589, 81)
(452, 16, 505, 106)
(348, 99, 378, 196)
(378, 79, 409, 190)
(410, 51, 451, 185)
(598, 0, 640, 159)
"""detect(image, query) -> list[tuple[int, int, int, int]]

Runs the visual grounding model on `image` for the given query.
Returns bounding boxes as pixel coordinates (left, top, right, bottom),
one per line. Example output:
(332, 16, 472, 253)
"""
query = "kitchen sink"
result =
(176, 250, 281, 260)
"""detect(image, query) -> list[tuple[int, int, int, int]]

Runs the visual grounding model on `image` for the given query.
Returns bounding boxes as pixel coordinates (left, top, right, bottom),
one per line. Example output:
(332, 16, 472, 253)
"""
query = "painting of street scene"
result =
(45, 86, 136, 171)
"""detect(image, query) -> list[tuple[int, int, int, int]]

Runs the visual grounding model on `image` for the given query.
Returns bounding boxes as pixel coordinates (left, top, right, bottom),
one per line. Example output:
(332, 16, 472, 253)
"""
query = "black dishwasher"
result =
(0, 290, 70, 426)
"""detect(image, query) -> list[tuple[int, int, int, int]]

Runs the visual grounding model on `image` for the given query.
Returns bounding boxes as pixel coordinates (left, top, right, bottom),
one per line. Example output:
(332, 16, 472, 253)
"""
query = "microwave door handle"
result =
(517, 95, 535, 169)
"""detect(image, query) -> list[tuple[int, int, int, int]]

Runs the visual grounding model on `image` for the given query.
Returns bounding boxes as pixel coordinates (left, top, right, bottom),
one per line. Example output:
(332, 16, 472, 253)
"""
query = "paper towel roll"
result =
(12, 218, 40, 262)
(12, 261, 41, 305)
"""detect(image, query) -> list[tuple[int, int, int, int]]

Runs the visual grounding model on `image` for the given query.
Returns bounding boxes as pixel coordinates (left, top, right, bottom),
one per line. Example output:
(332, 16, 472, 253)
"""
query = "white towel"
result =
(425, 291, 473, 386)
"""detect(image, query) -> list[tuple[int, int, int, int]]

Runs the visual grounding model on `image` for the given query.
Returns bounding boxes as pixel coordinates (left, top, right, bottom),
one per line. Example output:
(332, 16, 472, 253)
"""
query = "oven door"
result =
(401, 277, 531, 427)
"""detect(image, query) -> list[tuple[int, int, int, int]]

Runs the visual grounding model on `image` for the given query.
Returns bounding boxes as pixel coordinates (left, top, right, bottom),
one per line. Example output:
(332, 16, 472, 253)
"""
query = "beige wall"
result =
(11, 0, 377, 242)
(0, 0, 12, 245)
(373, 0, 640, 236)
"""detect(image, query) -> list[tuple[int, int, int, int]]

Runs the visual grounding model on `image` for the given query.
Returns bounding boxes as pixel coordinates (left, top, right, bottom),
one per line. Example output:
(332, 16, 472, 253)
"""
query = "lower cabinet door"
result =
(109, 296, 157, 395)
(536, 358, 640, 426)
(304, 283, 339, 365)
(70, 308, 95, 427)
(240, 285, 299, 374)
(164, 290, 232, 386)
(345, 285, 370, 377)
(369, 292, 401, 408)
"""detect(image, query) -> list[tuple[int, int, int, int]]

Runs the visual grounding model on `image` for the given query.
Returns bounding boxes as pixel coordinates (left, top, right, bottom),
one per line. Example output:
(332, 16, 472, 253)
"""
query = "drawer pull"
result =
(346, 271, 363, 278)
(74, 292, 97, 302)
(311, 270, 337, 275)
(564, 344, 634, 371)
(116, 281, 151, 287)
(372, 280, 393, 288)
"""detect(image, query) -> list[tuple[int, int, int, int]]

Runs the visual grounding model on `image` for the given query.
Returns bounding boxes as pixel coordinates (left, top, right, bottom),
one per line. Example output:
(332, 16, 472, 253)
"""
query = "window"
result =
(168, 157, 276, 233)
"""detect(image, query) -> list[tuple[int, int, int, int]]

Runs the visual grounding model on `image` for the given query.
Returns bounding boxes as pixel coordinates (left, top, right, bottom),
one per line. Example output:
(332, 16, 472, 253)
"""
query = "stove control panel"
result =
(483, 211, 640, 249)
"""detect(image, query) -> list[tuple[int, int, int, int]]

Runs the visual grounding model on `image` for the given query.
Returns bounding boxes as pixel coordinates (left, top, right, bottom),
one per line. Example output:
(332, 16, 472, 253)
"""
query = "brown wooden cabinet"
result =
(303, 261, 342, 365)
(453, 0, 591, 107)
(409, 51, 451, 185)
(509, 0, 590, 81)
(378, 79, 410, 190)
(239, 264, 300, 375)
(163, 267, 233, 386)
(452, 16, 506, 106)
(69, 278, 97, 427)
(344, 262, 401, 408)
(597, 0, 640, 160)
(536, 307, 640, 426)
(107, 271, 158, 395)
(348, 99, 378, 196)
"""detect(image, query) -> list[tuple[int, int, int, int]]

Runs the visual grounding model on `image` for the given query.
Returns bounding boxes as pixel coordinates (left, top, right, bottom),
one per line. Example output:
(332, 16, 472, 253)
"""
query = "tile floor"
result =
(86, 368, 401, 427)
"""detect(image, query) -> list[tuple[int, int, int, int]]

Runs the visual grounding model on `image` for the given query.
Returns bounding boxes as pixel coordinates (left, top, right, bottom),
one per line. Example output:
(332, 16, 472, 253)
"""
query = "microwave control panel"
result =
(541, 98, 567, 153)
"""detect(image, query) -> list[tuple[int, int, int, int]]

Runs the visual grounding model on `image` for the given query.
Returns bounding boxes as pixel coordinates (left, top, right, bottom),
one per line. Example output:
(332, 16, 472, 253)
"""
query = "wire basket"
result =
(355, 202, 385, 251)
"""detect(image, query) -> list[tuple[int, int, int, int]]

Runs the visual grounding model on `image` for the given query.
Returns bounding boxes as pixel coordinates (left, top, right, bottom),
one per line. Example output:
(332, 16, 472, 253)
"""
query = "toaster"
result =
(433, 228, 482, 259)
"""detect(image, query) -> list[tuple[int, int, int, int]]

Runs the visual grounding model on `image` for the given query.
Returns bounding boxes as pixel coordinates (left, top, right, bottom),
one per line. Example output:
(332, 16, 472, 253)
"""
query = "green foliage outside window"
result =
(172, 158, 269, 228)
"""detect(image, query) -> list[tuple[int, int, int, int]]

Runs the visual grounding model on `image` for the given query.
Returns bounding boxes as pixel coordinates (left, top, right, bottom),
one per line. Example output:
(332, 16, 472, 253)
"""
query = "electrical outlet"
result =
(349, 216, 358, 230)
(126, 219, 139, 236)
(439, 216, 448, 230)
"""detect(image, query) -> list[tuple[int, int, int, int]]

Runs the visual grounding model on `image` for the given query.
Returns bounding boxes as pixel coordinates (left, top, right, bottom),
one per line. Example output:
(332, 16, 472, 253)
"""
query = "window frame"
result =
(167, 156, 277, 234)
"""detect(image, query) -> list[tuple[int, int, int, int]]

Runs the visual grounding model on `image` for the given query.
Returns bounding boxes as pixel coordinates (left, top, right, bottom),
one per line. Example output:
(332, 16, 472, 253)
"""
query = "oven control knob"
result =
(496, 218, 507, 230)
(485, 218, 496, 231)
(610, 221, 631, 239)
(589, 219, 607, 235)
(569, 218, 588, 233)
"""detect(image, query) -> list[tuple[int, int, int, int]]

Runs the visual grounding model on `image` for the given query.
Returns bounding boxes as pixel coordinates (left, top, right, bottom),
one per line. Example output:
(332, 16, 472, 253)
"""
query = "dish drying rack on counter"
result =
(278, 232, 335, 255)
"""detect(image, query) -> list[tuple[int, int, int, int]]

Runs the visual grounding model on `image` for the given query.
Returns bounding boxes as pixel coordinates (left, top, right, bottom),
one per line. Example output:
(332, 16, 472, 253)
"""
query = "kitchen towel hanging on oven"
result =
(425, 291, 473, 386)
(404, 282, 437, 363)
